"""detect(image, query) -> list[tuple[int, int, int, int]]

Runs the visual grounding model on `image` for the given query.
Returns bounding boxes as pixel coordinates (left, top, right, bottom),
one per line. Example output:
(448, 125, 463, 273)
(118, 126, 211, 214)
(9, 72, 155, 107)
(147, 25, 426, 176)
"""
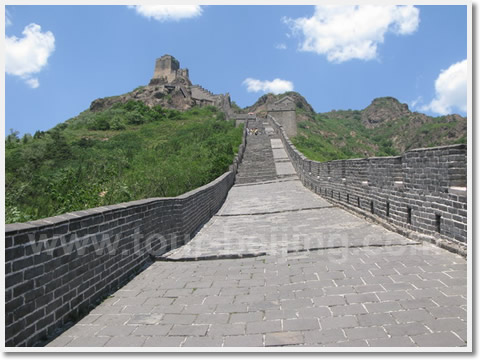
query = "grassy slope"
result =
(6, 102, 243, 223)
(292, 111, 466, 162)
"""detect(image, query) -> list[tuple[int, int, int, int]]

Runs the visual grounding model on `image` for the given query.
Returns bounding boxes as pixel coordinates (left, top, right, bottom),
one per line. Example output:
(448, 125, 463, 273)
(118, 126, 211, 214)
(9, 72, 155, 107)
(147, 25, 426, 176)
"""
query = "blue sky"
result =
(5, 5, 468, 136)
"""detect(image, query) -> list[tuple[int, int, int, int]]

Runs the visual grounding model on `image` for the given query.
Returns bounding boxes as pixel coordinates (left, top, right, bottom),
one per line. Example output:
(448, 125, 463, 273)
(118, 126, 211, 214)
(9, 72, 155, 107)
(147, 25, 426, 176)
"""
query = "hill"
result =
(289, 96, 466, 162)
(6, 102, 243, 223)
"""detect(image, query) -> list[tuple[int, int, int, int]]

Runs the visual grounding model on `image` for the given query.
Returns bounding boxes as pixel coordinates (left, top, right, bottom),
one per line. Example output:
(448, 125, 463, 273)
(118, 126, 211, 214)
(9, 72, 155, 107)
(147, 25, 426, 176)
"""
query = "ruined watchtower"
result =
(150, 54, 191, 86)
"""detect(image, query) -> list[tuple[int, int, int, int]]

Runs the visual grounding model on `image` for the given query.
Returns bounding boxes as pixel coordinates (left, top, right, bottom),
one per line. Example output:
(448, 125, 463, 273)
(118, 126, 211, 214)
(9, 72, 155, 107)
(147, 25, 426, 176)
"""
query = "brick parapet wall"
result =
(268, 115, 467, 256)
(5, 127, 248, 347)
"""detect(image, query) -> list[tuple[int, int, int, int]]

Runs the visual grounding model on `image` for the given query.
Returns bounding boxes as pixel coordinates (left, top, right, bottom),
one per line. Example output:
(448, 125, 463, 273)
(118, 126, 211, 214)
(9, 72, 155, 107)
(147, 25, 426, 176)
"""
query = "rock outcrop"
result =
(89, 55, 232, 116)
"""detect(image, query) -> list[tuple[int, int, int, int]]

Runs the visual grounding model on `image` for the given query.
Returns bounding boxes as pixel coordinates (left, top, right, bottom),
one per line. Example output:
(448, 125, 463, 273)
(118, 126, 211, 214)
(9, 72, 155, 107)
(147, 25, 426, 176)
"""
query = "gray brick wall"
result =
(5, 128, 247, 347)
(268, 115, 467, 255)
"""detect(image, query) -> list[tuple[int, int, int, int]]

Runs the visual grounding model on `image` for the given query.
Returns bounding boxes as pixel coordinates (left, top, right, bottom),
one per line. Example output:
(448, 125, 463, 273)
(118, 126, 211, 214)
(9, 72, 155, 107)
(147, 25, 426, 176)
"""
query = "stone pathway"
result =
(47, 118, 468, 348)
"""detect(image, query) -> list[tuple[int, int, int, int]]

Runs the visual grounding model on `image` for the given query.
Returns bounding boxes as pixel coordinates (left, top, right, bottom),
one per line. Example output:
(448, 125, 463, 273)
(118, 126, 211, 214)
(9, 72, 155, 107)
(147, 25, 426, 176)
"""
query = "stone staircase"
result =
(235, 118, 279, 185)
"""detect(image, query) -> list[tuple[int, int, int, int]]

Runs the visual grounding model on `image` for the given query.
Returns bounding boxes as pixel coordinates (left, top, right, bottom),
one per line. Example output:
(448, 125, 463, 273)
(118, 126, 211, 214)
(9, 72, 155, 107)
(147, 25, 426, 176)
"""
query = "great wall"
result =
(5, 56, 468, 347)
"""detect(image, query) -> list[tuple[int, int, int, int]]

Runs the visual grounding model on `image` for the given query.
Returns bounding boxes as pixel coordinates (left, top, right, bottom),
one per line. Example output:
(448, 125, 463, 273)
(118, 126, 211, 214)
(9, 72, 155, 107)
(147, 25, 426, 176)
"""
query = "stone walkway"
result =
(47, 119, 468, 348)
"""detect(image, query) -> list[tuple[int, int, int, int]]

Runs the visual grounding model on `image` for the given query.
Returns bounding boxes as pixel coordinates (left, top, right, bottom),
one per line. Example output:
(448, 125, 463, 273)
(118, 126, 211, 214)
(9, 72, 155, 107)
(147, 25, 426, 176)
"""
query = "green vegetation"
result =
(292, 111, 465, 162)
(6, 101, 243, 223)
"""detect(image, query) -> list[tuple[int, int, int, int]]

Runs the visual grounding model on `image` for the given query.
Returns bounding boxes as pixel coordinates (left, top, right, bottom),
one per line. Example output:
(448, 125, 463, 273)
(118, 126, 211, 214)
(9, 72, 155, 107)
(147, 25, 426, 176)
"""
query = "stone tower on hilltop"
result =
(150, 54, 191, 86)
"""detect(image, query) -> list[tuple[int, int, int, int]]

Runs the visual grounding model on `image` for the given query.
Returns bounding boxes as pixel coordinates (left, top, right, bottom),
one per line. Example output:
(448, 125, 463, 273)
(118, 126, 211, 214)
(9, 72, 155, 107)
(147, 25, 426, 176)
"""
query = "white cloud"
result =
(410, 96, 423, 109)
(5, 23, 55, 88)
(128, 5, 202, 22)
(275, 43, 287, 50)
(285, 5, 419, 63)
(243, 78, 294, 95)
(422, 59, 467, 115)
(25, 78, 39, 89)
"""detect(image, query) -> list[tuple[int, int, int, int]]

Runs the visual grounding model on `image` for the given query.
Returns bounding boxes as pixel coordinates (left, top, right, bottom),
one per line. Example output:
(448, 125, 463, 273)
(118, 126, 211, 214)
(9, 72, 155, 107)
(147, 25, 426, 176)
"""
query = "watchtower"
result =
(150, 54, 190, 85)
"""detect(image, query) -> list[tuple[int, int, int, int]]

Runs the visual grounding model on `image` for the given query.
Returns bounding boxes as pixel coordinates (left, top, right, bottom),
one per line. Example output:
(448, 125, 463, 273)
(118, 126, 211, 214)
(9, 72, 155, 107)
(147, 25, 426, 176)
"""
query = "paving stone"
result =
(354, 284, 385, 293)
(365, 301, 402, 314)
(46, 336, 73, 347)
(283, 318, 320, 331)
(133, 325, 172, 336)
(280, 298, 313, 309)
(215, 303, 248, 313)
(297, 306, 331, 319)
(97, 325, 135, 336)
(195, 313, 230, 324)
(432, 295, 466, 307)
(65, 336, 110, 347)
(265, 332, 304, 346)
(208, 323, 246, 336)
(230, 312, 264, 323)
(356, 313, 396, 327)
(368, 336, 415, 347)
(384, 323, 430, 337)
(427, 306, 467, 320)
(203, 295, 235, 305)
(344, 326, 388, 340)
(169, 324, 209, 336)
(330, 304, 368, 316)
(181, 304, 216, 315)
(224, 334, 263, 347)
(320, 316, 358, 330)
(61, 324, 102, 337)
(265, 309, 298, 320)
(313, 296, 345, 307)
(152, 304, 185, 314)
(381, 283, 415, 291)
(377, 290, 414, 301)
(127, 314, 163, 325)
(182, 337, 223, 347)
(246, 320, 282, 334)
(331, 340, 369, 347)
(303, 329, 346, 345)
(391, 309, 436, 323)
(425, 318, 467, 332)
(161, 314, 196, 325)
(164, 288, 194, 297)
(104, 336, 147, 347)
(398, 298, 438, 310)
(411, 332, 466, 347)
(143, 336, 186, 347)
(345, 293, 379, 304)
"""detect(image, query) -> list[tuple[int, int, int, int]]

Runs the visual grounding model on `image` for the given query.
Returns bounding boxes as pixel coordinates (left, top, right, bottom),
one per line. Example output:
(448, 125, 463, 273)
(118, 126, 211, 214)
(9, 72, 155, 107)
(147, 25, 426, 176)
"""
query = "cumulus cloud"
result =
(243, 78, 294, 94)
(5, 23, 55, 88)
(285, 5, 420, 63)
(128, 5, 203, 22)
(422, 59, 467, 115)
(275, 43, 287, 50)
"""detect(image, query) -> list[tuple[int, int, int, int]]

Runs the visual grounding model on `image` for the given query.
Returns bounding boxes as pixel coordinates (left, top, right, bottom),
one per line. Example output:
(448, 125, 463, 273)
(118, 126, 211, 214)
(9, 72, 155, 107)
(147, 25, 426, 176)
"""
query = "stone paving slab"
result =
(270, 139, 284, 149)
(275, 162, 297, 176)
(47, 244, 467, 348)
(272, 148, 289, 160)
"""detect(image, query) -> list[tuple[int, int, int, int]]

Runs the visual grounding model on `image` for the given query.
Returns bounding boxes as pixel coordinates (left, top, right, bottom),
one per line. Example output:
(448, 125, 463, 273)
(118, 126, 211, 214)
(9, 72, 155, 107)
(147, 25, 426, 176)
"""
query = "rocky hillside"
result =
(89, 85, 196, 112)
